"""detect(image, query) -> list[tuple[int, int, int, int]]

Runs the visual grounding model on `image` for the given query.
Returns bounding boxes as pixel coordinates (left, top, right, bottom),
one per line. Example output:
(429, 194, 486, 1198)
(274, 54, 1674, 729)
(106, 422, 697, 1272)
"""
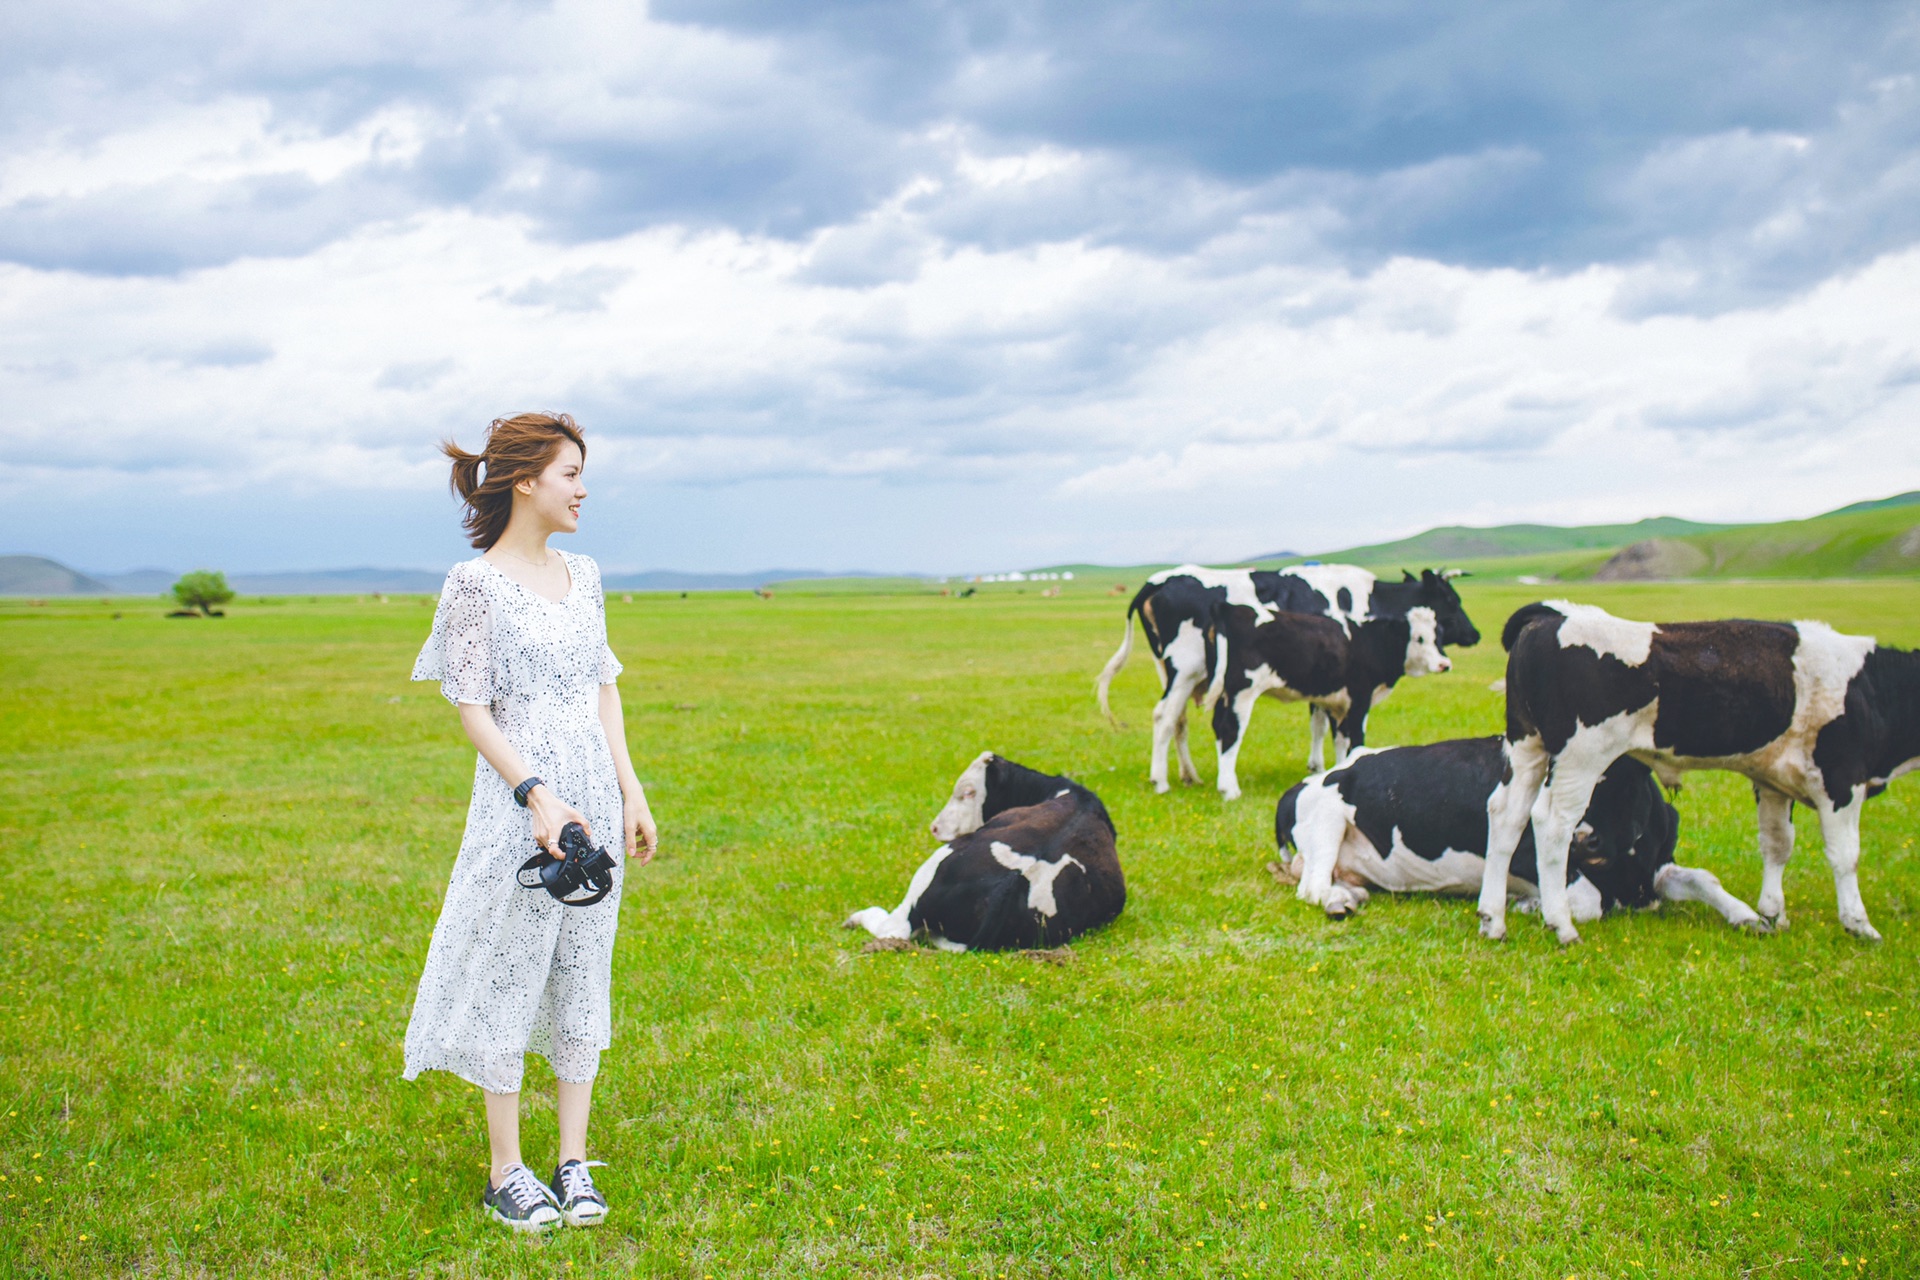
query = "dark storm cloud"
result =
(4, 0, 1915, 301)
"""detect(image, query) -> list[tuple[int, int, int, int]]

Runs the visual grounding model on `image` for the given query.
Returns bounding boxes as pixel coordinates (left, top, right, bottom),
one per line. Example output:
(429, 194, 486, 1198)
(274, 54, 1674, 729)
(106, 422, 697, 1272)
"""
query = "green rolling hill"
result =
(1005, 490, 1920, 587)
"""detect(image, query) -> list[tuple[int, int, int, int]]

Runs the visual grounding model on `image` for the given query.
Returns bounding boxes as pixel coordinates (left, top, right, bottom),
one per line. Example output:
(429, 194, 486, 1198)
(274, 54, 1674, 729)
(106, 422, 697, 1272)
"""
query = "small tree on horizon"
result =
(172, 570, 235, 616)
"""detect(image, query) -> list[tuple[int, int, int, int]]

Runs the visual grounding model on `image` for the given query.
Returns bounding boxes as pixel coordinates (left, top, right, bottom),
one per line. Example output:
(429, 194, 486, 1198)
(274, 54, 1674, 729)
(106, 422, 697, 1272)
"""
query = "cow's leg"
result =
(1150, 626, 1209, 794)
(1213, 685, 1260, 802)
(1175, 707, 1200, 786)
(1306, 706, 1329, 773)
(1149, 668, 1203, 794)
(1323, 882, 1369, 918)
(1532, 757, 1609, 947)
(1653, 864, 1766, 931)
(1814, 791, 1879, 941)
(1566, 877, 1605, 923)
(1292, 790, 1352, 909)
(843, 846, 956, 940)
(1753, 784, 1795, 930)
(1477, 735, 1549, 941)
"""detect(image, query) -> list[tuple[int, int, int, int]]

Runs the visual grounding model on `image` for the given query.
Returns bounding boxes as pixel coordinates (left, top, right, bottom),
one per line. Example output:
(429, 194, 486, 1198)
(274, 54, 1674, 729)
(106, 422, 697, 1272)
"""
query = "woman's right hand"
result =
(527, 786, 589, 858)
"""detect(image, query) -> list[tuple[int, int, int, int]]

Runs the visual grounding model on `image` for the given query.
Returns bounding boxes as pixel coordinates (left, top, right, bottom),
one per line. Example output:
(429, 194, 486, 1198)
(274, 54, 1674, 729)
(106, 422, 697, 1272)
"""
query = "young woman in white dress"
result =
(405, 412, 656, 1232)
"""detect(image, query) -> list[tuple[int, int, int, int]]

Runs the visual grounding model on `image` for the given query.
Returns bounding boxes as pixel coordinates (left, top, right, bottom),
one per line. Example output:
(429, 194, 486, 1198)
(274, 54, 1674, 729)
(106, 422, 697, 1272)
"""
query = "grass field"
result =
(3, 580, 1918, 1277)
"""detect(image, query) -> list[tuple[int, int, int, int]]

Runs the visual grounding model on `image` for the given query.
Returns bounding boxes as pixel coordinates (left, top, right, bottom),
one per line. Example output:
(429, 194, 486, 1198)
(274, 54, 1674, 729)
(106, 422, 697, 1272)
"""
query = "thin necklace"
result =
(496, 548, 552, 569)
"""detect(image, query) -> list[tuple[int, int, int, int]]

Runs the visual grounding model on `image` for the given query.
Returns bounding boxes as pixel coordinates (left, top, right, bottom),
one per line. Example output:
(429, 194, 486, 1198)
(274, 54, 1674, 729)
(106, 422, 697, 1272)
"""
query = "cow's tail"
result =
(1501, 601, 1566, 652)
(967, 872, 1038, 952)
(1199, 628, 1228, 711)
(1095, 601, 1143, 726)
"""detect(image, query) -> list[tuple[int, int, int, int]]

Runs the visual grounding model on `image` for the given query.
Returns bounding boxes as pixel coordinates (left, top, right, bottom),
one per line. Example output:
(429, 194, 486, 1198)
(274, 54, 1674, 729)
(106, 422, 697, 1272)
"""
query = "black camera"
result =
(516, 822, 617, 906)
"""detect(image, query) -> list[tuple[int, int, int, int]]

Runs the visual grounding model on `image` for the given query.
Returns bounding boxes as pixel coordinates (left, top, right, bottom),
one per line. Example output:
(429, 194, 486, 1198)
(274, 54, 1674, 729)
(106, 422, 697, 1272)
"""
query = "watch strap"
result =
(513, 776, 545, 808)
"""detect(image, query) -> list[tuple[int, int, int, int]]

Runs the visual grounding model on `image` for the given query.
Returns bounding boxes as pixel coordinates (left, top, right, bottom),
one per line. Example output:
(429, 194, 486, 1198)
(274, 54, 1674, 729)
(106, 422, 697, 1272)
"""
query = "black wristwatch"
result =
(513, 776, 545, 808)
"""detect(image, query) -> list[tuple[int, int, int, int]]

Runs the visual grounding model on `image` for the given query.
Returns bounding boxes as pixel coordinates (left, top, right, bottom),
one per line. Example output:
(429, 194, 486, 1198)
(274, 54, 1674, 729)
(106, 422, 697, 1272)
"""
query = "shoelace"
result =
(498, 1163, 553, 1213)
(558, 1160, 607, 1205)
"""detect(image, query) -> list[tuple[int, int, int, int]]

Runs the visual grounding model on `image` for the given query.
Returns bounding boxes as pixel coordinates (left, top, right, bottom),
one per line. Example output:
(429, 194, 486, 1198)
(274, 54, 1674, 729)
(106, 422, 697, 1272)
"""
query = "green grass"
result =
(3, 582, 1918, 1277)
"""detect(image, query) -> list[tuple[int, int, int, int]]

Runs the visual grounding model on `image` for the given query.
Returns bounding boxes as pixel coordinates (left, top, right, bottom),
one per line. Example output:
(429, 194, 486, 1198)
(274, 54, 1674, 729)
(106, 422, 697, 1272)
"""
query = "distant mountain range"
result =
(0, 555, 886, 596)
(7, 490, 1917, 595)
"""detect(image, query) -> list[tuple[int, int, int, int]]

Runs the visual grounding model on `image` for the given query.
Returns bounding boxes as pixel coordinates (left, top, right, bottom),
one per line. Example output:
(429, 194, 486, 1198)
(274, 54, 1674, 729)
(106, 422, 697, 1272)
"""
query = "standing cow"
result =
(1274, 738, 1762, 928)
(1478, 601, 1920, 945)
(1095, 564, 1479, 786)
(1206, 605, 1451, 800)
(845, 754, 1125, 951)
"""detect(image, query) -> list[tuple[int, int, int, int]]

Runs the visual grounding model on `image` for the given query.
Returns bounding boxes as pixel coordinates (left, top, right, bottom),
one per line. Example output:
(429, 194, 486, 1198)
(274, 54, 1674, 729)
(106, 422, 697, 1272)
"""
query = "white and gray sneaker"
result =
(483, 1163, 561, 1232)
(552, 1159, 608, 1227)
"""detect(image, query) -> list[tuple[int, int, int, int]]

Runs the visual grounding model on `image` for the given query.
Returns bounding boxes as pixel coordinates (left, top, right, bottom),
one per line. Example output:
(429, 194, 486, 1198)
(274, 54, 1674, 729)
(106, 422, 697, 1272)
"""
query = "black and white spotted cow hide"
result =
(1205, 605, 1451, 801)
(1478, 601, 1920, 945)
(1094, 564, 1481, 786)
(844, 754, 1125, 952)
(1273, 737, 1762, 928)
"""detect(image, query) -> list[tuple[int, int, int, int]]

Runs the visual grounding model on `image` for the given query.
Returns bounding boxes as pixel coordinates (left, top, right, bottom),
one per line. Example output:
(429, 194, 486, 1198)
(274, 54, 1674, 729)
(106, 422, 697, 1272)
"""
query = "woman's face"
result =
(517, 441, 586, 534)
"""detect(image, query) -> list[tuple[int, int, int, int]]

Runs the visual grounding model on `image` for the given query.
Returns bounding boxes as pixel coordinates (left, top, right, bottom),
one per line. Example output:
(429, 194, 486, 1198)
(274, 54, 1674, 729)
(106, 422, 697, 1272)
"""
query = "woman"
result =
(405, 412, 656, 1232)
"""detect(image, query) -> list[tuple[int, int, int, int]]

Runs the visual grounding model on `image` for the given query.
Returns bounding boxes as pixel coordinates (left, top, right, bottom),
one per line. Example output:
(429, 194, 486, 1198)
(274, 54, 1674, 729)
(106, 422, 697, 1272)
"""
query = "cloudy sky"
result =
(5, 1, 1919, 575)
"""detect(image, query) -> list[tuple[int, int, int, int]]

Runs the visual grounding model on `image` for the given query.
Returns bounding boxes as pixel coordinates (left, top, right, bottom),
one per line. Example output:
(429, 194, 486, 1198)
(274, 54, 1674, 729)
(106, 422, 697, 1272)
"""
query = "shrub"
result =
(171, 570, 235, 617)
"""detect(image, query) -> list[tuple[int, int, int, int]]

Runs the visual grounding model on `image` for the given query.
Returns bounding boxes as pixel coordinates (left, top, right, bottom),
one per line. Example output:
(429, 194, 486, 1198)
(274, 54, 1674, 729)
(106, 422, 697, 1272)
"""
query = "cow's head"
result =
(929, 750, 995, 841)
(1403, 606, 1452, 676)
(1405, 568, 1481, 649)
(1568, 757, 1682, 909)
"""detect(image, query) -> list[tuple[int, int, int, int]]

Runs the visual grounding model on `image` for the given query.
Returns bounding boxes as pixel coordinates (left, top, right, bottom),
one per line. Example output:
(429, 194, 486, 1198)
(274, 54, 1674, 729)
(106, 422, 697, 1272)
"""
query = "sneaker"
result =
(483, 1163, 561, 1233)
(552, 1159, 608, 1227)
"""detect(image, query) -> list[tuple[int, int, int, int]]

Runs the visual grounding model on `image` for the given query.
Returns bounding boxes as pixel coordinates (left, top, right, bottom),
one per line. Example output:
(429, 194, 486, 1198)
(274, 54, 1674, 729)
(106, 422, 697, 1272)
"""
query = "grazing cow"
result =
(1207, 606, 1451, 800)
(845, 754, 1125, 951)
(1095, 565, 1479, 784)
(1273, 738, 1762, 928)
(1478, 601, 1920, 945)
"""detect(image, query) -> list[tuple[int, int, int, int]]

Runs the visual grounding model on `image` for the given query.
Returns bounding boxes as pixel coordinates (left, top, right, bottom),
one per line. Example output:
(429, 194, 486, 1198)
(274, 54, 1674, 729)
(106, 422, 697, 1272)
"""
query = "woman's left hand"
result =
(624, 791, 657, 866)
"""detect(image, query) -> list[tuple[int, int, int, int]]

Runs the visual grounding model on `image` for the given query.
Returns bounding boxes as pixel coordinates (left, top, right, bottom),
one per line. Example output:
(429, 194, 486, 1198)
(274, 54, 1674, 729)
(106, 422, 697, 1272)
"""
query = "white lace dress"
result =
(403, 550, 626, 1094)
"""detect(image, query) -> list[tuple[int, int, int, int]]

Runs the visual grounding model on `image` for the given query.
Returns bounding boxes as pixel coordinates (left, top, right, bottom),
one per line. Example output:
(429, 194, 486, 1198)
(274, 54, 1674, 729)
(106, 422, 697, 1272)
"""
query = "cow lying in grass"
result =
(844, 754, 1125, 951)
(1479, 601, 1920, 945)
(1272, 738, 1763, 928)
(1207, 606, 1452, 800)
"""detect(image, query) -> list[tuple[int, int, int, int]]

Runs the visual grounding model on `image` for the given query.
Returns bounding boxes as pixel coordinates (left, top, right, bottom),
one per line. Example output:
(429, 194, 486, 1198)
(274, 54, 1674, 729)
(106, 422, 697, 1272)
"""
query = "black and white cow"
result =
(1095, 564, 1479, 788)
(1273, 738, 1762, 928)
(1478, 601, 1920, 945)
(844, 754, 1125, 951)
(1206, 606, 1451, 800)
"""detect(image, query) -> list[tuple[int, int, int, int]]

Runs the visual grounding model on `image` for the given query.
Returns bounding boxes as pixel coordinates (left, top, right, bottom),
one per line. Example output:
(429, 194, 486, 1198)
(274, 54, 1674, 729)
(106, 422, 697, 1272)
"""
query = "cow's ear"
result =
(1401, 569, 1416, 582)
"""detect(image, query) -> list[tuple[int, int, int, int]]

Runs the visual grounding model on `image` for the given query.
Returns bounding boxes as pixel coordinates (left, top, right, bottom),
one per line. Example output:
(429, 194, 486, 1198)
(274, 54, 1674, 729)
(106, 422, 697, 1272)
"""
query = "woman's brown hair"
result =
(441, 413, 587, 550)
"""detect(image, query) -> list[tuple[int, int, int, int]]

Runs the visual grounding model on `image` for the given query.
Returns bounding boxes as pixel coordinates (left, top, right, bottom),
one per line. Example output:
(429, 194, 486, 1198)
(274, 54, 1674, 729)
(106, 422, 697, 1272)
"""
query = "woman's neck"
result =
(489, 523, 555, 566)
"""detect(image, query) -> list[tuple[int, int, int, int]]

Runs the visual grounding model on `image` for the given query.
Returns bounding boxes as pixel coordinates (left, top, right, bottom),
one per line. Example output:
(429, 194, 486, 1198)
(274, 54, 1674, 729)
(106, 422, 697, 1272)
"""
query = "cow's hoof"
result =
(1734, 915, 1773, 935)
(1220, 789, 1242, 803)
(1478, 913, 1506, 942)
(1555, 925, 1582, 947)
(1152, 781, 1171, 795)
(1759, 911, 1789, 932)
(1843, 919, 1884, 942)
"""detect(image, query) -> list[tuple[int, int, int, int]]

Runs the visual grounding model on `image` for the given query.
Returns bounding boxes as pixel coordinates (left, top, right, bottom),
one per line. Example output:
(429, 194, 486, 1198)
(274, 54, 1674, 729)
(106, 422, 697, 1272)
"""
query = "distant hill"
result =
(1248, 516, 1727, 568)
(1823, 490, 1920, 518)
(1570, 500, 1920, 581)
(607, 568, 886, 591)
(225, 568, 448, 594)
(0, 555, 113, 595)
(95, 568, 179, 595)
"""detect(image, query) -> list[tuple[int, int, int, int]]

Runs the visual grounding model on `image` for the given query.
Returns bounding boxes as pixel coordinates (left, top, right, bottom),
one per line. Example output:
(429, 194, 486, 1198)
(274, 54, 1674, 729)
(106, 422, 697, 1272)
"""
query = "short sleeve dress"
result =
(403, 550, 628, 1094)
